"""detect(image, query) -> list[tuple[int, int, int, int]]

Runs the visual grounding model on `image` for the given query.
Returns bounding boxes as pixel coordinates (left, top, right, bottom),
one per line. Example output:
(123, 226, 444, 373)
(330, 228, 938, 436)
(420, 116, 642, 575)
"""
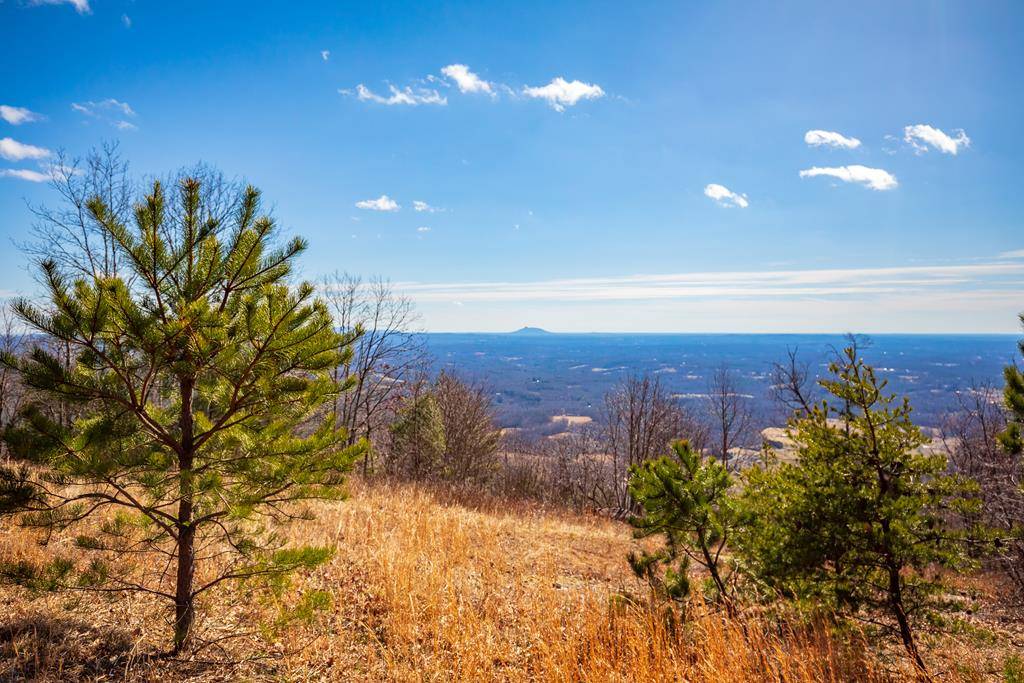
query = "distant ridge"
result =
(510, 326, 553, 335)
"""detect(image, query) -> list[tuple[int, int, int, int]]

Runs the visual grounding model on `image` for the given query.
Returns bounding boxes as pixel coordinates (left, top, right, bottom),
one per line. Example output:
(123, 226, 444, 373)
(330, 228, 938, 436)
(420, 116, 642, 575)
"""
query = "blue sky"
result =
(1, 1, 1022, 332)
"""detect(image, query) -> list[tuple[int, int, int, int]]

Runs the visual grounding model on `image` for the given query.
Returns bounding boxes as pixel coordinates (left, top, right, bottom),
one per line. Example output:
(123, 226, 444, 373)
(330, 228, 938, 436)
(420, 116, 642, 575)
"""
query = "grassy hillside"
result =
(1, 480, 1019, 681)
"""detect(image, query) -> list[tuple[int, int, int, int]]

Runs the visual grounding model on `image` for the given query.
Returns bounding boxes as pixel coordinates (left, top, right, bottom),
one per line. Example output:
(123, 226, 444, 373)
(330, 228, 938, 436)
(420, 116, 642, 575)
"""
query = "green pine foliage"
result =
(737, 347, 979, 673)
(0, 177, 364, 652)
(999, 312, 1024, 454)
(389, 392, 447, 478)
(627, 440, 740, 610)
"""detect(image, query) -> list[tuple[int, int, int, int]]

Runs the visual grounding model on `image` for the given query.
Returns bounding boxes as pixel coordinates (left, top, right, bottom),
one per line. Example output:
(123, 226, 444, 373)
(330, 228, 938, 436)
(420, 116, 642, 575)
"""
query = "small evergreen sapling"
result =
(738, 347, 978, 674)
(389, 391, 446, 478)
(999, 311, 1024, 454)
(627, 440, 740, 612)
(0, 177, 364, 652)
(996, 311, 1024, 596)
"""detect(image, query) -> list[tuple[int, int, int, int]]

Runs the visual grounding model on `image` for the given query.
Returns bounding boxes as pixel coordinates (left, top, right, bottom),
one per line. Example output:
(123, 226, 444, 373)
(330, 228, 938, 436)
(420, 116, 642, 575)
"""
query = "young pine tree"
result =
(627, 440, 740, 612)
(389, 391, 446, 478)
(0, 177, 364, 652)
(996, 311, 1024, 595)
(999, 311, 1024, 454)
(739, 347, 978, 674)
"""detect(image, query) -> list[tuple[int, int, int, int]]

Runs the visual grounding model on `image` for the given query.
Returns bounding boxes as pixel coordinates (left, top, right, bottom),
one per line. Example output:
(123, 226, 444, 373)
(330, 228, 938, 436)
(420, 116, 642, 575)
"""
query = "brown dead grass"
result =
(0, 480, 1018, 681)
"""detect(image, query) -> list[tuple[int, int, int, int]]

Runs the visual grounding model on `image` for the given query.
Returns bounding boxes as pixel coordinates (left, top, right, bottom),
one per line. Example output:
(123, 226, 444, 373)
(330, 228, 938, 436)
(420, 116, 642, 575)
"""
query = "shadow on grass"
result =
(0, 614, 141, 680)
(0, 614, 285, 681)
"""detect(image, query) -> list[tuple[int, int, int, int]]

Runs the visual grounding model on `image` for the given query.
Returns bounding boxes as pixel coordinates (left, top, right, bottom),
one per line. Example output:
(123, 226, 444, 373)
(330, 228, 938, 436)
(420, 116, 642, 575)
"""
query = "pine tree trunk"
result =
(887, 560, 928, 677)
(173, 374, 197, 653)
(699, 533, 734, 614)
(173, 509, 196, 653)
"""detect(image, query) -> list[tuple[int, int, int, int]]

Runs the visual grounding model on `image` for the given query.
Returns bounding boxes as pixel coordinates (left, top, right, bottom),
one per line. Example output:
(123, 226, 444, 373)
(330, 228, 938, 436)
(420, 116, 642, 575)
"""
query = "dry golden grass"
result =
(0, 480, 1018, 681)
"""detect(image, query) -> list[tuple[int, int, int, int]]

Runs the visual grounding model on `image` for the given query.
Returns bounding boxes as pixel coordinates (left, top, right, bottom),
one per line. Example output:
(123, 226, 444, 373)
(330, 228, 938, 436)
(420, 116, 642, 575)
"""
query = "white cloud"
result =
(28, 0, 90, 13)
(72, 99, 138, 130)
(343, 68, 606, 112)
(799, 164, 897, 191)
(903, 124, 970, 155)
(522, 77, 604, 112)
(413, 200, 443, 213)
(704, 183, 749, 208)
(0, 137, 50, 162)
(72, 99, 136, 117)
(0, 168, 51, 182)
(804, 129, 861, 149)
(0, 105, 42, 125)
(441, 64, 494, 96)
(321, 50, 330, 61)
(349, 84, 447, 106)
(355, 195, 400, 211)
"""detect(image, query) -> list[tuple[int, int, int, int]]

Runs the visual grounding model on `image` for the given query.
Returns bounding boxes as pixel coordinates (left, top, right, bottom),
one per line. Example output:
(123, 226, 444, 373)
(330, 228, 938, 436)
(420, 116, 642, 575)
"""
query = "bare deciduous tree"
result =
(705, 365, 752, 471)
(941, 381, 1024, 592)
(434, 371, 501, 482)
(603, 375, 701, 514)
(321, 272, 428, 474)
(22, 142, 133, 279)
(496, 425, 610, 507)
(0, 304, 28, 454)
(769, 346, 817, 419)
(23, 144, 244, 282)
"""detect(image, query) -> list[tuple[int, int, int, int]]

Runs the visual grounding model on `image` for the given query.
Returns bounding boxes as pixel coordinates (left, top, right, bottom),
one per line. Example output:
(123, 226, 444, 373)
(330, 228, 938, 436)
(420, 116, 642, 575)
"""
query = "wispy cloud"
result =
(0, 105, 42, 125)
(0, 137, 50, 162)
(704, 183, 749, 208)
(72, 99, 136, 117)
(27, 0, 90, 13)
(0, 168, 51, 183)
(903, 124, 970, 155)
(522, 77, 604, 112)
(804, 129, 861, 149)
(396, 261, 1024, 304)
(71, 99, 138, 130)
(355, 195, 400, 211)
(413, 200, 443, 213)
(441, 64, 494, 96)
(799, 164, 897, 191)
(343, 84, 446, 106)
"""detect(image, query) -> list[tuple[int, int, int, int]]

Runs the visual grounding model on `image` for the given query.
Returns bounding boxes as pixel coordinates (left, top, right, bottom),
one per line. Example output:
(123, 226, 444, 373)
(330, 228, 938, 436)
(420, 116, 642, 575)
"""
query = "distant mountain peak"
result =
(511, 326, 552, 335)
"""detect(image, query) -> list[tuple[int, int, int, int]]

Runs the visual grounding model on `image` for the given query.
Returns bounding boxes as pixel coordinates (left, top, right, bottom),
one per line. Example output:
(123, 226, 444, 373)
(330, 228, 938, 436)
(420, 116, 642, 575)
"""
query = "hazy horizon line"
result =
(421, 329, 1021, 336)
